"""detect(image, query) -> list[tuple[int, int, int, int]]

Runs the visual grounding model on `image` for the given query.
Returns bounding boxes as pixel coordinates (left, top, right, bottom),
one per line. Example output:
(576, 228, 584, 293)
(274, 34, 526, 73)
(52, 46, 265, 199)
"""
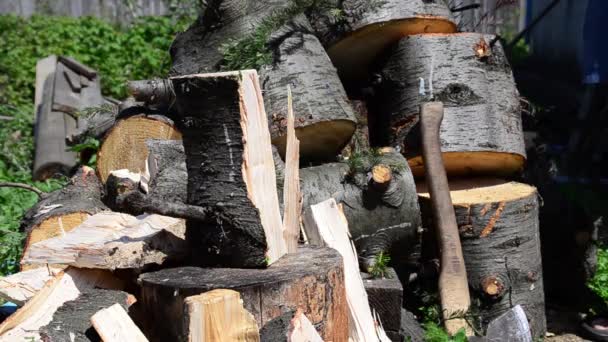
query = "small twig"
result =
(450, 3, 480, 12)
(0, 115, 13, 121)
(0, 182, 44, 197)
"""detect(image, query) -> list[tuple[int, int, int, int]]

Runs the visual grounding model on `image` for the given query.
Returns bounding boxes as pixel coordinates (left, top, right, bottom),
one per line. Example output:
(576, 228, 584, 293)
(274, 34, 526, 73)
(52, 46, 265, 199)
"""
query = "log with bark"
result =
(417, 179, 546, 338)
(308, 0, 456, 82)
(374, 33, 525, 178)
(22, 212, 187, 270)
(259, 15, 356, 161)
(171, 12, 357, 162)
(138, 246, 347, 342)
(20, 166, 107, 270)
(183, 289, 260, 341)
(96, 114, 182, 184)
(259, 309, 323, 342)
(171, 71, 287, 267)
(288, 148, 421, 269)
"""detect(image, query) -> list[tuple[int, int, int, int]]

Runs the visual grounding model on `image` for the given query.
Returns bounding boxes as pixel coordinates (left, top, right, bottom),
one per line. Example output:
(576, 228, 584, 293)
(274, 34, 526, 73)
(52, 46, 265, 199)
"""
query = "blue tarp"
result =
(581, 0, 608, 84)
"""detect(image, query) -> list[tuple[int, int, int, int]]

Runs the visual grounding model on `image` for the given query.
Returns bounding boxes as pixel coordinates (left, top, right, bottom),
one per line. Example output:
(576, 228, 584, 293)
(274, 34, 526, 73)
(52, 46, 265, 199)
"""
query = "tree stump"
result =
(375, 33, 525, 177)
(171, 70, 286, 267)
(138, 246, 347, 342)
(20, 167, 107, 270)
(309, 0, 456, 82)
(96, 115, 182, 184)
(260, 15, 356, 162)
(417, 179, 546, 338)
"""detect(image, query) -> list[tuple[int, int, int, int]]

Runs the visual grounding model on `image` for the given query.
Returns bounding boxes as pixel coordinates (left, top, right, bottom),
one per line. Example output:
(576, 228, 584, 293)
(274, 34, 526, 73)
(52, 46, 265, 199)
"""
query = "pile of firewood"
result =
(0, 0, 547, 341)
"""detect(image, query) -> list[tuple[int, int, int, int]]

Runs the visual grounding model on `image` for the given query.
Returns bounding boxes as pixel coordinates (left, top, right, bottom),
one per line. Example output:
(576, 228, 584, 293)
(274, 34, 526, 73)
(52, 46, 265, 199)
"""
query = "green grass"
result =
(0, 14, 190, 276)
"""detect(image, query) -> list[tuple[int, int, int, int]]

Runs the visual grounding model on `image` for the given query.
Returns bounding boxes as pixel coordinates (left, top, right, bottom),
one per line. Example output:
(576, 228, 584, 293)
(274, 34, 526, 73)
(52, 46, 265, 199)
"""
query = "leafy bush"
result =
(423, 323, 467, 342)
(589, 247, 608, 304)
(0, 14, 189, 276)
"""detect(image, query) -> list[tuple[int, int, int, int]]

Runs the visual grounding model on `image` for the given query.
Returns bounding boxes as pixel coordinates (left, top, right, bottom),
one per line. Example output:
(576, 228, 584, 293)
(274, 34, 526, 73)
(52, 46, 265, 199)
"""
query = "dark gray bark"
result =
(362, 268, 402, 335)
(259, 311, 295, 342)
(171, 72, 276, 268)
(341, 100, 371, 157)
(260, 15, 356, 162)
(375, 33, 525, 177)
(39, 289, 131, 342)
(298, 150, 421, 269)
(21, 167, 107, 236)
(418, 180, 546, 338)
(138, 246, 347, 342)
(308, 0, 456, 81)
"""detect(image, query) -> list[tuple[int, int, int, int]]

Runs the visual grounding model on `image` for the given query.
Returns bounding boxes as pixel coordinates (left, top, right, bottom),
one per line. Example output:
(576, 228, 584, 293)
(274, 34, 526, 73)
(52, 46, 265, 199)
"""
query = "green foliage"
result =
(368, 251, 391, 279)
(69, 137, 100, 167)
(423, 323, 467, 342)
(0, 13, 189, 276)
(589, 247, 608, 304)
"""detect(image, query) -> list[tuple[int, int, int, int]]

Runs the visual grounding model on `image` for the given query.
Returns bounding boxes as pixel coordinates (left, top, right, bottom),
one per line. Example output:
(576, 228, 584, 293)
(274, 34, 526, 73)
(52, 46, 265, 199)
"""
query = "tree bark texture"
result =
(96, 114, 182, 184)
(308, 0, 456, 81)
(297, 150, 421, 269)
(172, 13, 357, 162)
(417, 179, 546, 338)
(260, 15, 356, 162)
(375, 33, 525, 178)
(138, 246, 347, 342)
(171, 71, 285, 268)
(20, 167, 107, 270)
(39, 289, 132, 342)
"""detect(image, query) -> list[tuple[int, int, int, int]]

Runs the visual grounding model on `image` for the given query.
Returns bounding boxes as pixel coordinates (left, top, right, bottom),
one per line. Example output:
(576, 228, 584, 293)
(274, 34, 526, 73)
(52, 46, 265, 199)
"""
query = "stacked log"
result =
(96, 114, 182, 184)
(374, 33, 525, 178)
(418, 179, 546, 337)
(309, 0, 457, 81)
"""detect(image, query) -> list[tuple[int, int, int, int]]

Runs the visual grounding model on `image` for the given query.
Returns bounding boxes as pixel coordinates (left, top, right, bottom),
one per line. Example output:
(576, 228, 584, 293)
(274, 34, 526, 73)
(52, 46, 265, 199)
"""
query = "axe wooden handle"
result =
(420, 102, 472, 335)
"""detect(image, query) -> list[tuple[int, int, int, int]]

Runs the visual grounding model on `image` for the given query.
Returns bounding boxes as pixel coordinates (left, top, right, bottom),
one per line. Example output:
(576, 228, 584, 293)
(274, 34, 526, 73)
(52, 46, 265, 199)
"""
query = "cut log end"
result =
(371, 164, 392, 188)
(409, 152, 525, 178)
(97, 116, 182, 184)
(328, 17, 456, 80)
(481, 276, 505, 298)
(272, 120, 356, 162)
(416, 178, 536, 204)
(21, 212, 90, 270)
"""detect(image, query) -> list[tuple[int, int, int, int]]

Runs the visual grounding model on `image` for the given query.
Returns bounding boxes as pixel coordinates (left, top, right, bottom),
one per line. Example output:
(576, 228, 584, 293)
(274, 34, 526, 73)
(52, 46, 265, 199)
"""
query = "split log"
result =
(138, 246, 347, 342)
(0, 267, 62, 305)
(20, 167, 107, 270)
(295, 148, 421, 269)
(259, 15, 356, 161)
(40, 289, 134, 342)
(22, 212, 187, 270)
(91, 303, 149, 342)
(303, 198, 389, 341)
(96, 114, 182, 184)
(171, 71, 287, 267)
(375, 33, 525, 177)
(0, 268, 123, 341)
(281, 87, 301, 253)
(417, 179, 546, 338)
(259, 310, 323, 342)
(309, 0, 456, 82)
(33, 56, 105, 180)
(184, 289, 260, 341)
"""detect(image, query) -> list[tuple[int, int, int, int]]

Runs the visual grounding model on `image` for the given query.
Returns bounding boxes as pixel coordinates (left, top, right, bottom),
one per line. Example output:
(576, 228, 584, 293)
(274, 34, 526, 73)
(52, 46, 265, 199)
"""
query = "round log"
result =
(96, 115, 182, 184)
(309, 0, 456, 81)
(172, 13, 357, 162)
(20, 167, 107, 270)
(417, 179, 546, 338)
(297, 149, 421, 269)
(260, 15, 356, 161)
(138, 246, 347, 342)
(375, 33, 525, 178)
